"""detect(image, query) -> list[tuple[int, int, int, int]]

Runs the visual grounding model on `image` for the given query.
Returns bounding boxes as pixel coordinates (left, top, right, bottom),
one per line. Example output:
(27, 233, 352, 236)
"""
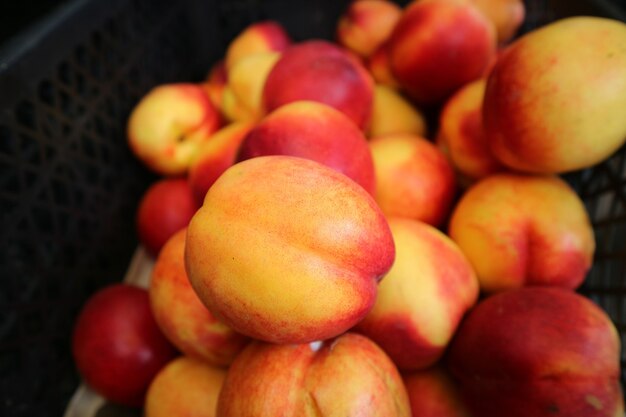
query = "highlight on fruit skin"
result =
(185, 155, 395, 345)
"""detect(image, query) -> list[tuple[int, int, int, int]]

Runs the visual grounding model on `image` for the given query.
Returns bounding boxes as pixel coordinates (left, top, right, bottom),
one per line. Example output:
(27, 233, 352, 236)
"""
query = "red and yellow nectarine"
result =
(185, 156, 395, 344)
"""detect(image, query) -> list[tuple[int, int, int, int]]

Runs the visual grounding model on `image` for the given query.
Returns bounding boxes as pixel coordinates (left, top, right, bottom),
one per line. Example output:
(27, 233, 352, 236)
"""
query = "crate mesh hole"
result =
(31, 207, 54, 235)
(0, 1, 194, 414)
(0, 162, 19, 195)
(0, 125, 15, 154)
(14, 101, 37, 128)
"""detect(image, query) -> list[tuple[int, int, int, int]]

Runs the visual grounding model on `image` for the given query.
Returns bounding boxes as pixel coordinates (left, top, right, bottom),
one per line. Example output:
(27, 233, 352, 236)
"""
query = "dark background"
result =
(0, 2, 65, 44)
(1, 0, 626, 49)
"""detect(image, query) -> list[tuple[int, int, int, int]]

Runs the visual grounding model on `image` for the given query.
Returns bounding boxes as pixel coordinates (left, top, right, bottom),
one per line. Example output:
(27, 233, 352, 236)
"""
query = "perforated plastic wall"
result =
(0, 1, 207, 415)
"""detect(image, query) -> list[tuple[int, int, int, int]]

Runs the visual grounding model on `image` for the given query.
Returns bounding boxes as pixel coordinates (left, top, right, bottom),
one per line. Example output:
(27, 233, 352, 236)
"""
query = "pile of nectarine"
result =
(71, 1, 626, 416)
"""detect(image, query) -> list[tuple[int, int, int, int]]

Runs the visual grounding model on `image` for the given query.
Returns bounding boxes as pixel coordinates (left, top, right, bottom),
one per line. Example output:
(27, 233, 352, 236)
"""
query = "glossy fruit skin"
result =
(185, 156, 395, 344)
(216, 332, 411, 417)
(263, 40, 375, 130)
(447, 287, 624, 417)
(484, 17, 626, 173)
(72, 284, 178, 407)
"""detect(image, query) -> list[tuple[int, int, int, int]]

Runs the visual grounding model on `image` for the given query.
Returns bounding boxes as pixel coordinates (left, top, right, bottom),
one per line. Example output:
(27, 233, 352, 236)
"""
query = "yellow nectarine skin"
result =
(127, 83, 221, 176)
(217, 333, 411, 417)
(370, 134, 457, 226)
(469, 0, 525, 43)
(219, 85, 256, 123)
(150, 229, 249, 366)
(357, 218, 478, 371)
(336, 0, 403, 58)
(449, 173, 594, 293)
(485, 17, 626, 173)
(227, 51, 281, 120)
(437, 78, 504, 182)
(225, 21, 291, 71)
(185, 156, 395, 344)
(368, 85, 428, 138)
(448, 287, 624, 417)
(145, 356, 226, 417)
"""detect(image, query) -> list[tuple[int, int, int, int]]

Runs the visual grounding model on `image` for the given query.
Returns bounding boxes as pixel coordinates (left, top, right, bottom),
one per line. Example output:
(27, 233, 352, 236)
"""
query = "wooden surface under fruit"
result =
(63, 248, 154, 417)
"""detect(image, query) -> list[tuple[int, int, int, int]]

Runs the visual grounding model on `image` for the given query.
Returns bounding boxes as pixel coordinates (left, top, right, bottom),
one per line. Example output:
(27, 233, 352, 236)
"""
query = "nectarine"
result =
(449, 173, 595, 293)
(185, 156, 395, 344)
(448, 287, 624, 417)
(150, 229, 249, 366)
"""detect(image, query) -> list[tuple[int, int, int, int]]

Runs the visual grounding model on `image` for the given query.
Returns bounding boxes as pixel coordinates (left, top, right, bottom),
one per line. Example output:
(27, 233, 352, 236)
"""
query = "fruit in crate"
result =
(219, 85, 256, 124)
(356, 218, 478, 371)
(369, 133, 456, 227)
(217, 332, 411, 416)
(107, 5, 626, 415)
(449, 173, 595, 293)
(469, 0, 525, 43)
(403, 367, 470, 417)
(127, 83, 222, 176)
(367, 42, 400, 89)
(145, 356, 226, 417)
(437, 78, 504, 184)
(263, 40, 374, 130)
(188, 121, 255, 205)
(484, 16, 626, 173)
(202, 60, 228, 117)
(224, 21, 291, 71)
(72, 284, 178, 407)
(388, 0, 496, 105)
(185, 156, 394, 344)
(448, 287, 624, 417)
(368, 84, 427, 138)
(225, 51, 281, 121)
(150, 229, 249, 366)
(336, 0, 402, 58)
(136, 178, 199, 257)
(207, 60, 228, 86)
(237, 100, 375, 194)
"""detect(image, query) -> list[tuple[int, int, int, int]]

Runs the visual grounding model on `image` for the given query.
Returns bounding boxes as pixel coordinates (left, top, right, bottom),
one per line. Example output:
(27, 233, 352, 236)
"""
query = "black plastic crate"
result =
(0, 1, 625, 416)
